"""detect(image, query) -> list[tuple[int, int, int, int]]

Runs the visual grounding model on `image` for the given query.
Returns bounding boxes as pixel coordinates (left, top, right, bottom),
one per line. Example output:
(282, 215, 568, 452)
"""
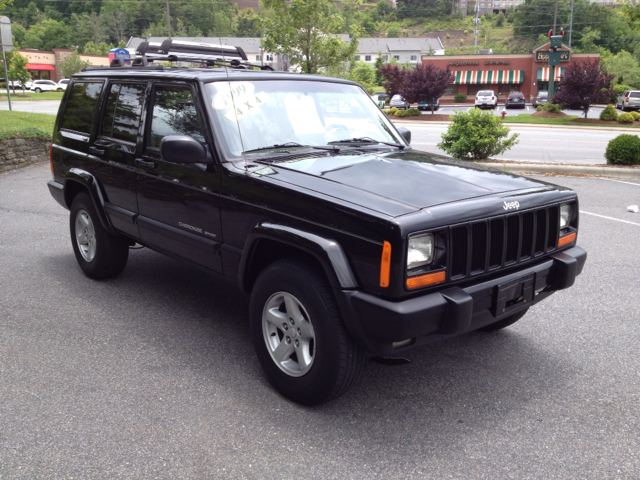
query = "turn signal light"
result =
(406, 270, 446, 289)
(380, 241, 392, 288)
(558, 232, 576, 247)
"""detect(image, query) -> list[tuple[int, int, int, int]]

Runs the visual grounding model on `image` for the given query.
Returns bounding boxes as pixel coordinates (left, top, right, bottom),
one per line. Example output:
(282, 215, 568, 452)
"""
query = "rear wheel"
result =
(479, 308, 528, 332)
(34, 88, 42, 93)
(70, 193, 129, 280)
(250, 258, 364, 405)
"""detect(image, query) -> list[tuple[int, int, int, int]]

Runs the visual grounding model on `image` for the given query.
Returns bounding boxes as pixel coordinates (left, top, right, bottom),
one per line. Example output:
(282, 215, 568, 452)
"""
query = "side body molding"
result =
(64, 168, 118, 236)
(239, 223, 359, 291)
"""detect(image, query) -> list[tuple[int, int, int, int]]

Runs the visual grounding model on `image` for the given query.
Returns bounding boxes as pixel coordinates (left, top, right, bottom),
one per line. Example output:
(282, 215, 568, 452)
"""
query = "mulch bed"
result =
(570, 118, 640, 125)
(530, 111, 570, 118)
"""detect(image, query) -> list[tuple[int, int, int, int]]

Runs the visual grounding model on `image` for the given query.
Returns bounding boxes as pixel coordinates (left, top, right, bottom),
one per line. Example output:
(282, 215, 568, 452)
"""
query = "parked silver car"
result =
(616, 90, 640, 111)
(389, 94, 410, 109)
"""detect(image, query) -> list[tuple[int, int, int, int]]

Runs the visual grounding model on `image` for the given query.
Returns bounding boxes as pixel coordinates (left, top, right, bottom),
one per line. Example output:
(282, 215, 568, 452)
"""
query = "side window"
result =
(100, 83, 146, 143)
(148, 85, 204, 149)
(60, 82, 104, 135)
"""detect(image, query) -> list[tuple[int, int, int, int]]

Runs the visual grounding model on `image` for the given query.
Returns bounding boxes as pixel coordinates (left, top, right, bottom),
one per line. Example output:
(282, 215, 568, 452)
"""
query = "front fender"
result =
(239, 222, 359, 292)
(64, 168, 118, 236)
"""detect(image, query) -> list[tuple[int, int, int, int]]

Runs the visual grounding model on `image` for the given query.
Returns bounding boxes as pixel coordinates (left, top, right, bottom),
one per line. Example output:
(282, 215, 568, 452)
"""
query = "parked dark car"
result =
(47, 40, 586, 406)
(418, 98, 440, 111)
(389, 94, 410, 109)
(532, 91, 548, 107)
(374, 91, 388, 102)
(505, 91, 526, 109)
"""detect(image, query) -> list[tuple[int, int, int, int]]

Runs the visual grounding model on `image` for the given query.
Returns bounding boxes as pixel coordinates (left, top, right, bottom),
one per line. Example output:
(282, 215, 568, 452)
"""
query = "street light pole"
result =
(165, 0, 172, 38)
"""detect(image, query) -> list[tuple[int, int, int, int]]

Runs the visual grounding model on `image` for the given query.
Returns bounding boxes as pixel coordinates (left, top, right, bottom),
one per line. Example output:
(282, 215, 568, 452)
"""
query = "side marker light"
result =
(380, 241, 392, 288)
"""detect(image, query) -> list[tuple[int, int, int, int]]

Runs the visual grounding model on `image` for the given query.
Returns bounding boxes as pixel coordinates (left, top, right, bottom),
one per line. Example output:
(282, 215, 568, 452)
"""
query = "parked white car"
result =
(57, 79, 70, 90)
(30, 80, 62, 93)
(475, 90, 498, 109)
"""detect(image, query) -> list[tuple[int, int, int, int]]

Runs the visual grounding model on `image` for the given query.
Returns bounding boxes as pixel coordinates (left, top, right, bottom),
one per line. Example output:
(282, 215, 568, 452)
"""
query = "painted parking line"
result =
(580, 210, 640, 226)
(597, 178, 640, 187)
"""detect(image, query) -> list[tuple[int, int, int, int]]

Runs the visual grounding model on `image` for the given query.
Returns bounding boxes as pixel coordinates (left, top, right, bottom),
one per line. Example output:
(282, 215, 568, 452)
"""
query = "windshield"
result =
(205, 80, 407, 159)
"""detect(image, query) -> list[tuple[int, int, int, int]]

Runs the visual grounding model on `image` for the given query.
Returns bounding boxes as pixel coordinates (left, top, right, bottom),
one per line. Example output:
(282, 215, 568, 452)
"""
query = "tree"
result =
(59, 52, 91, 79)
(603, 51, 640, 88)
(83, 41, 113, 55)
(22, 19, 73, 51)
(400, 63, 453, 114)
(8, 52, 30, 92)
(437, 108, 520, 160)
(552, 59, 614, 118)
(379, 63, 406, 96)
(374, 54, 385, 86)
(349, 61, 376, 92)
(260, 0, 360, 74)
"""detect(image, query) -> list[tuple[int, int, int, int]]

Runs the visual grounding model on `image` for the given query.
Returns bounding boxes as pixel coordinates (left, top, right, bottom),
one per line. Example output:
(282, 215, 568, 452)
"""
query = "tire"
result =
(479, 308, 528, 332)
(69, 192, 129, 280)
(34, 88, 42, 93)
(250, 258, 364, 405)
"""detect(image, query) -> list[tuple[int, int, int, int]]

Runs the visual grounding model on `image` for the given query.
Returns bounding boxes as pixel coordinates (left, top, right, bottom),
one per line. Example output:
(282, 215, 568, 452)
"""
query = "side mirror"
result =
(397, 127, 411, 145)
(160, 135, 210, 164)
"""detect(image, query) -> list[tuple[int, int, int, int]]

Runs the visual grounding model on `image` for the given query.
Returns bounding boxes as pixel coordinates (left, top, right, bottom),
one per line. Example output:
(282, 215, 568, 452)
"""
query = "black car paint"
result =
(49, 67, 585, 354)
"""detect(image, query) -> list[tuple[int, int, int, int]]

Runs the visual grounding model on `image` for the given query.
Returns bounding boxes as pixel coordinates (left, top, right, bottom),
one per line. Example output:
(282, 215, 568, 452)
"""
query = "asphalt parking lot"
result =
(1, 163, 639, 478)
(422, 104, 606, 118)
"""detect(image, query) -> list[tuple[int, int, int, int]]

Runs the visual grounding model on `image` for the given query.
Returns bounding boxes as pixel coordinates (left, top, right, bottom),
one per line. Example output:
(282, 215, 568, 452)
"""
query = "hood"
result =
(271, 149, 554, 213)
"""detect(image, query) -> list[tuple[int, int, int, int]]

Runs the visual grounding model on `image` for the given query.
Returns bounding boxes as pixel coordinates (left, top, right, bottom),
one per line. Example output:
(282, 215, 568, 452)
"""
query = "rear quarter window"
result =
(629, 92, 640, 98)
(60, 82, 104, 135)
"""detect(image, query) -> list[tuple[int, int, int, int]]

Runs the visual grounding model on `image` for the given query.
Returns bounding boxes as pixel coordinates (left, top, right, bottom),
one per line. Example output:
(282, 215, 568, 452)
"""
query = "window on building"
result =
(365, 55, 371, 61)
(355, 55, 361, 61)
(255, 55, 261, 61)
(393, 55, 400, 60)
(410, 55, 417, 61)
(382, 55, 388, 61)
(266, 54, 274, 62)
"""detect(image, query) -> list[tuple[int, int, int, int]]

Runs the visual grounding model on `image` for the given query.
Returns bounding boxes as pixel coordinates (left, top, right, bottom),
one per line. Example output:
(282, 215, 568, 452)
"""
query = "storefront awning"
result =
(537, 67, 565, 82)
(453, 70, 525, 85)
(25, 63, 55, 71)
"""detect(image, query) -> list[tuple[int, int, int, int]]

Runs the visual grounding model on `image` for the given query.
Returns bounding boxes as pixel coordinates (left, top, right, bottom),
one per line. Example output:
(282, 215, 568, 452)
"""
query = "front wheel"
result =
(250, 258, 364, 405)
(34, 88, 42, 93)
(70, 193, 129, 279)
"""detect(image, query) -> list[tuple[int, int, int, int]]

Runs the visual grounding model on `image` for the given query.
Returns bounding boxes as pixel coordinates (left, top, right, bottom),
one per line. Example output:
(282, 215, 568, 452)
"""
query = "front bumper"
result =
(337, 246, 586, 355)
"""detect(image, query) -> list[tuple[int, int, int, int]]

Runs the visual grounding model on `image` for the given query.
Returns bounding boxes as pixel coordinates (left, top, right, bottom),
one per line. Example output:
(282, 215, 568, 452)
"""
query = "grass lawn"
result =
(505, 114, 640, 128)
(0, 91, 64, 101)
(0, 110, 55, 137)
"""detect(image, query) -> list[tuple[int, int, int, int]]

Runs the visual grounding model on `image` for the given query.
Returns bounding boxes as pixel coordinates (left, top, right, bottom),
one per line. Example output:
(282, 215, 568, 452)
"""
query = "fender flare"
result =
(64, 168, 118, 236)
(239, 222, 359, 292)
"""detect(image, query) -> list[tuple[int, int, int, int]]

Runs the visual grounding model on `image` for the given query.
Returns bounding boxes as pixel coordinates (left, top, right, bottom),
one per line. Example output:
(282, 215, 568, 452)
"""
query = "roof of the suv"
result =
(71, 67, 360, 86)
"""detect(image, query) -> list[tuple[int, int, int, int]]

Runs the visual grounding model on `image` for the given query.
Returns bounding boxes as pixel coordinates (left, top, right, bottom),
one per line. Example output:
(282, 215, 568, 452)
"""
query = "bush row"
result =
(384, 107, 421, 117)
(599, 105, 640, 123)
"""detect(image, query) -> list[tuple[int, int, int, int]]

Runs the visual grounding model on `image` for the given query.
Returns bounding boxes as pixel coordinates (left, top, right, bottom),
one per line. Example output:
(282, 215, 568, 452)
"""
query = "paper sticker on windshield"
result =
(212, 82, 255, 110)
(224, 91, 270, 122)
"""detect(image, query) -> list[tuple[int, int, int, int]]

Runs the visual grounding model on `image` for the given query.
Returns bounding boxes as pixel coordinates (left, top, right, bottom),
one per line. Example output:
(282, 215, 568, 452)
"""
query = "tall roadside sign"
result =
(1, 16, 13, 111)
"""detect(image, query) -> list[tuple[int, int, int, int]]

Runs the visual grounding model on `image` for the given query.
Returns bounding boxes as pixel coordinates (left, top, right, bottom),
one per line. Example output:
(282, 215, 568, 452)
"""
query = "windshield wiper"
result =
(244, 142, 340, 154)
(328, 137, 405, 149)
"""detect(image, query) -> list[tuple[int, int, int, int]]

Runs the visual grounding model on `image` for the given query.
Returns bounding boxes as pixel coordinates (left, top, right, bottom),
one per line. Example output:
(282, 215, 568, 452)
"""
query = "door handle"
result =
(135, 158, 156, 169)
(89, 146, 106, 156)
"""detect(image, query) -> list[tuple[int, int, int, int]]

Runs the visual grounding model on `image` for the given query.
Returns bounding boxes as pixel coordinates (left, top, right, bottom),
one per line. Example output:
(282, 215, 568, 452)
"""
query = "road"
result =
(1, 163, 639, 478)
(405, 122, 621, 164)
(0, 100, 62, 115)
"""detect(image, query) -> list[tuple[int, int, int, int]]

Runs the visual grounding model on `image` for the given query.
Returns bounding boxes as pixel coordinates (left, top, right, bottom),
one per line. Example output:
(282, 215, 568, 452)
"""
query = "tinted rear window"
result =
(630, 92, 640, 98)
(60, 82, 104, 135)
(478, 91, 494, 96)
(537, 92, 548, 97)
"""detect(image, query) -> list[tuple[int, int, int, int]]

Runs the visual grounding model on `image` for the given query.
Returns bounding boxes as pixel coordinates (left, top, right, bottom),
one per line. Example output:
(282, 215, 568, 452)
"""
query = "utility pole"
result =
(568, 0, 574, 47)
(474, 3, 480, 54)
(165, 0, 171, 38)
(549, 0, 559, 99)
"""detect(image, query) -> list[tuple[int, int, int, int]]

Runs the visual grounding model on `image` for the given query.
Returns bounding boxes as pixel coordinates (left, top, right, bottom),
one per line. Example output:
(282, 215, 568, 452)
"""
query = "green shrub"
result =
(618, 112, 634, 124)
(605, 134, 640, 165)
(406, 108, 421, 116)
(387, 107, 399, 116)
(536, 103, 562, 114)
(464, 30, 468, 34)
(630, 111, 640, 121)
(437, 108, 520, 160)
(454, 93, 466, 103)
(613, 84, 634, 95)
(394, 109, 407, 117)
(599, 104, 618, 121)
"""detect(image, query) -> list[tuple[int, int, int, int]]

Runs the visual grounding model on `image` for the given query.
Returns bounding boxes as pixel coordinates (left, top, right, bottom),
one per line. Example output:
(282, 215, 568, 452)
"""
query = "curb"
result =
(478, 162, 640, 180)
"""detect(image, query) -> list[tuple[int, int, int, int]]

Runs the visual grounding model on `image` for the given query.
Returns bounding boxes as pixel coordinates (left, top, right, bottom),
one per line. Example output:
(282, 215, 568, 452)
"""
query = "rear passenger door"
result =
(135, 81, 223, 273)
(91, 81, 149, 238)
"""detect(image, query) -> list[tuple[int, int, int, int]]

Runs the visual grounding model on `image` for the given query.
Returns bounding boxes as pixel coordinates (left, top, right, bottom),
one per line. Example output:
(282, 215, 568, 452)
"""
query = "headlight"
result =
(560, 203, 572, 229)
(407, 233, 434, 270)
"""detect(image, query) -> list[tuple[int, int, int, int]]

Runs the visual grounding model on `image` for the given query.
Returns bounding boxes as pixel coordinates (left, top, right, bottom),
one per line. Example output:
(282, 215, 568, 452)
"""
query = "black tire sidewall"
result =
(250, 259, 358, 405)
(69, 193, 128, 280)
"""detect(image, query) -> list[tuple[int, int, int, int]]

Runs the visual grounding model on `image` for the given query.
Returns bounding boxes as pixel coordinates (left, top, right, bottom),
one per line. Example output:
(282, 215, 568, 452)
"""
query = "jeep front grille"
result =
(449, 205, 560, 281)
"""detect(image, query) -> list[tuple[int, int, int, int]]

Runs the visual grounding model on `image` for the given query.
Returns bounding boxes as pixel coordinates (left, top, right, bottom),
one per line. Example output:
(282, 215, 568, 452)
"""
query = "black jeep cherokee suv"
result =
(47, 42, 586, 405)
